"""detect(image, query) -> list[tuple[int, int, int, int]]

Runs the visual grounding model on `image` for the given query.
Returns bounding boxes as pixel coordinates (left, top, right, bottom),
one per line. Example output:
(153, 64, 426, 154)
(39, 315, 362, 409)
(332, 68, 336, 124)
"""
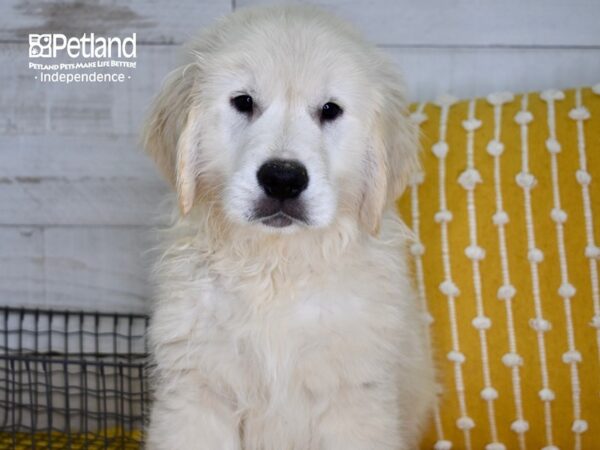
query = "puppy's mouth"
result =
(251, 197, 308, 228)
(260, 212, 295, 228)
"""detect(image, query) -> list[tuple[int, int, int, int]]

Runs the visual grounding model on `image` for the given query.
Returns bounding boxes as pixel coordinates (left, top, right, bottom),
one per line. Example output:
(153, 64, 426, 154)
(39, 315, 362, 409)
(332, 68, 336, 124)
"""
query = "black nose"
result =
(257, 159, 309, 200)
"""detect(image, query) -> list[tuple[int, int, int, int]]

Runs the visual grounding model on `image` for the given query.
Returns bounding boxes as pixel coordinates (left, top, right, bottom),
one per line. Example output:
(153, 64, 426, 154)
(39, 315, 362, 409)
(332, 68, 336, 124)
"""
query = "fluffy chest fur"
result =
(149, 213, 425, 411)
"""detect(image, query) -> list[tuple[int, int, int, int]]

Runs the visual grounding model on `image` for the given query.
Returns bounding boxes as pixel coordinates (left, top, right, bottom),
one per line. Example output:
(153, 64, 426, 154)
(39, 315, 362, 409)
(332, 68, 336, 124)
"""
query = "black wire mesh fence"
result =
(0, 307, 150, 449)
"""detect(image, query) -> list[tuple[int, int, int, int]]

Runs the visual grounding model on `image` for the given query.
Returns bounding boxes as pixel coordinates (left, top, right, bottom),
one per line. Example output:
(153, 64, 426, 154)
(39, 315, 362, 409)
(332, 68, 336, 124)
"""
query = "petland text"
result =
(29, 33, 136, 59)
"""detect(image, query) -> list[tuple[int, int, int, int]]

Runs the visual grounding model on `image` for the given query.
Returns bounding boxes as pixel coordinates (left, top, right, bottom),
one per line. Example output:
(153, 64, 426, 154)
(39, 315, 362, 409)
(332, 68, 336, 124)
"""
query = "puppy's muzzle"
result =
(254, 159, 309, 228)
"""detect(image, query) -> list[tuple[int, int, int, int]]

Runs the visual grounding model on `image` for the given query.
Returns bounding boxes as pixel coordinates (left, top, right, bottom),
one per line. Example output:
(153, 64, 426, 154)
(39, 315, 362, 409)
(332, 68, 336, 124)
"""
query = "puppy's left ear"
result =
(360, 66, 420, 235)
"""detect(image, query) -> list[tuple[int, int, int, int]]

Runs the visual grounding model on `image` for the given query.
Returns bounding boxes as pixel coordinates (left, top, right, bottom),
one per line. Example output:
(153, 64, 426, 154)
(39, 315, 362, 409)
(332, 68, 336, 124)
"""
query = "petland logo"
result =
(28, 33, 137, 84)
(29, 33, 137, 59)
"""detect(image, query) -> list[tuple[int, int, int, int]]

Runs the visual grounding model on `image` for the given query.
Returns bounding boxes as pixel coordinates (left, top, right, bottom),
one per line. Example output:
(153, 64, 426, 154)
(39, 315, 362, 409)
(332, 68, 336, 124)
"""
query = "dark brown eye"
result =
(231, 94, 253, 115)
(320, 102, 343, 122)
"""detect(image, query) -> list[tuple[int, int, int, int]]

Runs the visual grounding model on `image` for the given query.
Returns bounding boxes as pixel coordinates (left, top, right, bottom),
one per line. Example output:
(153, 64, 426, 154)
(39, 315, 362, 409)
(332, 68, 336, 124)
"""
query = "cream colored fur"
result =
(142, 5, 435, 449)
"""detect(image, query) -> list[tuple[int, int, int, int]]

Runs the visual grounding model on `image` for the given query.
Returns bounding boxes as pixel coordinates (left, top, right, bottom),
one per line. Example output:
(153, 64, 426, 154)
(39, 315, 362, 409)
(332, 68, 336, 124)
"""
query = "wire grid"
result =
(0, 307, 150, 449)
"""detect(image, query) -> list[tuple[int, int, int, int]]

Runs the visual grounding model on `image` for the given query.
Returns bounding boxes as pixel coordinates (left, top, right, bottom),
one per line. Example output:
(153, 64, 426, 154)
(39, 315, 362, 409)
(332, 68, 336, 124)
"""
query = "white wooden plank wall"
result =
(1, 0, 599, 313)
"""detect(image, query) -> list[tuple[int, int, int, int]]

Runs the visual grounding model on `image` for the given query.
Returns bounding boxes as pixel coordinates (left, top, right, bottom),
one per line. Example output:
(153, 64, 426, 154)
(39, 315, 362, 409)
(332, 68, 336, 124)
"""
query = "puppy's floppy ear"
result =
(360, 66, 420, 235)
(141, 65, 200, 215)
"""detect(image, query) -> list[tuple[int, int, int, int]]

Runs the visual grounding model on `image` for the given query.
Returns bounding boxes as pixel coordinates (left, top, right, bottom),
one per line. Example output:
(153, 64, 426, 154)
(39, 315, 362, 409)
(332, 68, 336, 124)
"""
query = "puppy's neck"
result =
(170, 202, 366, 285)
(156, 201, 410, 304)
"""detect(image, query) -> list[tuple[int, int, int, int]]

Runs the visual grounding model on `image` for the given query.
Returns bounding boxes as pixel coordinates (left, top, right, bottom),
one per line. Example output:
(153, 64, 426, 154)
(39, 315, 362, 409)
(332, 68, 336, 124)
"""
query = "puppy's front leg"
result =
(315, 384, 407, 450)
(146, 373, 240, 450)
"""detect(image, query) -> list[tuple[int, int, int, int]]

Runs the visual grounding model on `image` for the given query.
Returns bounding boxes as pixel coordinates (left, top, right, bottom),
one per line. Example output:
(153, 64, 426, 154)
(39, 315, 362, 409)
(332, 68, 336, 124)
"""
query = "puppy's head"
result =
(143, 6, 418, 235)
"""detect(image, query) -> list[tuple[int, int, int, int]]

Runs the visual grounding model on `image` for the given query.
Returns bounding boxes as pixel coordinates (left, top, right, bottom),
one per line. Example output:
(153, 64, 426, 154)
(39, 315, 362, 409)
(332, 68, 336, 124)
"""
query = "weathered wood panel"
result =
(0, 44, 178, 136)
(0, 134, 169, 226)
(391, 47, 600, 102)
(0, 0, 231, 44)
(43, 227, 152, 312)
(0, 227, 45, 306)
(0, 226, 152, 313)
(2, 0, 599, 47)
(0, 176, 169, 226)
(237, 0, 600, 47)
(0, 42, 173, 225)
(0, 135, 157, 178)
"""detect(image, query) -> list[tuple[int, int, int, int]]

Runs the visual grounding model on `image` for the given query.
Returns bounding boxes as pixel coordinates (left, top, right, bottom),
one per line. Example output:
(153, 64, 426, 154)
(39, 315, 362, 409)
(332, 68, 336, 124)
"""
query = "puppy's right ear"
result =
(142, 65, 200, 215)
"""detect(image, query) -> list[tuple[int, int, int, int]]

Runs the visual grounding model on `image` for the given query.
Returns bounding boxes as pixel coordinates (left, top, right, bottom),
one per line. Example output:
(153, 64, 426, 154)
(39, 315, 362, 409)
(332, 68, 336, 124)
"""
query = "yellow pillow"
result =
(397, 86, 600, 450)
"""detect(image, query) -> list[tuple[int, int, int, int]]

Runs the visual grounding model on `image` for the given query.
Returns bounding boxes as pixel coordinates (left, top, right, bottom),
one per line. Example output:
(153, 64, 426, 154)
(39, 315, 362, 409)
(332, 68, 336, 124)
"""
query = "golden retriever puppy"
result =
(142, 5, 434, 449)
